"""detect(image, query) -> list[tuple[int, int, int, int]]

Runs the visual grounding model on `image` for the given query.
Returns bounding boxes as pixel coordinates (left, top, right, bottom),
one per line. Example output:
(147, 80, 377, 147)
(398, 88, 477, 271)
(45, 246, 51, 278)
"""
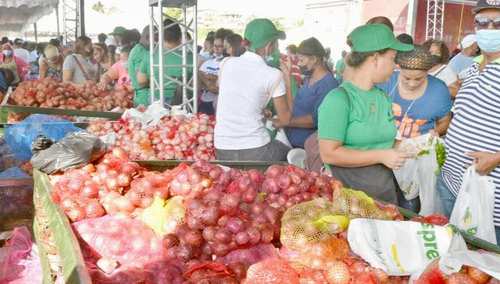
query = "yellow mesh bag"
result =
(280, 198, 349, 252)
(330, 188, 392, 220)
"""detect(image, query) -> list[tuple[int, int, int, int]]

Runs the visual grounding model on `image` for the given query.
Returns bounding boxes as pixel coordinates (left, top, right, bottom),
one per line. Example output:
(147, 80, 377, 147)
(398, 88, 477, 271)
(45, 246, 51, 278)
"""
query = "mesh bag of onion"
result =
(72, 216, 167, 283)
(0, 167, 33, 224)
(280, 198, 349, 252)
(330, 187, 399, 220)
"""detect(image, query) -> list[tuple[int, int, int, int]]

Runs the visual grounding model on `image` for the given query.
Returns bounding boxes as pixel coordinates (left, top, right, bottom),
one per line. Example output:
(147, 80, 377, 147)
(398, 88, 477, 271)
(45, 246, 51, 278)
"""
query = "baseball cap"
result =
(474, 0, 500, 13)
(460, 34, 477, 49)
(44, 44, 60, 60)
(348, 24, 414, 53)
(244, 18, 286, 51)
(110, 26, 127, 36)
(298, 37, 326, 58)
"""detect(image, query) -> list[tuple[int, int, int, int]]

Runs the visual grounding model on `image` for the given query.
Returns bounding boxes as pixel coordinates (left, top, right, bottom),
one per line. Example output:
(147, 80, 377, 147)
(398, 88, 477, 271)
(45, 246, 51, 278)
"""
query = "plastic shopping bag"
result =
(394, 134, 437, 200)
(31, 131, 106, 174)
(4, 114, 81, 161)
(449, 166, 497, 244)
(347, 218, 457, 276)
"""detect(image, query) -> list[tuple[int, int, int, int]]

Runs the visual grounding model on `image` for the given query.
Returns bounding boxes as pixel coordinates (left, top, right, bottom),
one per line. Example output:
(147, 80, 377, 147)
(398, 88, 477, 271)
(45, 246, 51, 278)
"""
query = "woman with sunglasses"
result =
(39, 44, 63, 80)
(438, 0, 500, 245)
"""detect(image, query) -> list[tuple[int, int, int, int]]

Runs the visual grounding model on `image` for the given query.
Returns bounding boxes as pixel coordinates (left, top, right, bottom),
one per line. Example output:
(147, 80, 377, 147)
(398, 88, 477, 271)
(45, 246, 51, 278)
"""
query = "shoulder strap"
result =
(72, 54, 91, 81)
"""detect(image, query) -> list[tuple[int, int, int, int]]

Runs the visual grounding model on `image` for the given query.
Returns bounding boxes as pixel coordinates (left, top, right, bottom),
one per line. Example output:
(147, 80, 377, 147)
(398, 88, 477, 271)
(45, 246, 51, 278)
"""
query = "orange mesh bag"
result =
(243, 258, 300, 284)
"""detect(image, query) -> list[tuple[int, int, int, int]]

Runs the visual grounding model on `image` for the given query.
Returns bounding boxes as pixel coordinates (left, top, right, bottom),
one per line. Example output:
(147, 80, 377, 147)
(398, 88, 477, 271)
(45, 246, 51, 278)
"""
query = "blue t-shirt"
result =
(286, 73, 338, 148)
(448, 52, 474, 75)
(377, 71, 452, 138)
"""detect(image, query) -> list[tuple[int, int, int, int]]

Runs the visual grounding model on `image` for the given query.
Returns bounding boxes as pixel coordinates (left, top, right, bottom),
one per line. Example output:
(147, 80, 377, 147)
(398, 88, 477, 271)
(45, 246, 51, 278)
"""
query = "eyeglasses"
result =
(474, 16, 500, 29)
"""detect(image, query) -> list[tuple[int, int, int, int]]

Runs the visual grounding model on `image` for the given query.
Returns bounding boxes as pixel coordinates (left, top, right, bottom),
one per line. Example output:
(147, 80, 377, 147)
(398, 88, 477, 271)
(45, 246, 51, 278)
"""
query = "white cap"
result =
(460, 34, 476, 49)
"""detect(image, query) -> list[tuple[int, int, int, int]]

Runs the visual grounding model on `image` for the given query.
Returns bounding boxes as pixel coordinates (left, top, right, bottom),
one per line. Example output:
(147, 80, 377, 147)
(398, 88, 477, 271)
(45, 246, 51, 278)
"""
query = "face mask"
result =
(299, 65, 314, 77)
(265, 48, 281, 68)
(2, 50, 12, 57)
(476, 29, 500, 53)
(430, 55, 441, 65)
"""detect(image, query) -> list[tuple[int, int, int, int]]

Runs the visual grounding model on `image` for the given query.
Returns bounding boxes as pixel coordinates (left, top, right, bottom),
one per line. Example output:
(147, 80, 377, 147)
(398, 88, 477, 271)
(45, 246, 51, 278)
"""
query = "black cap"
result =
(474, 0, 500, 13)
(298, 37, 326, 58)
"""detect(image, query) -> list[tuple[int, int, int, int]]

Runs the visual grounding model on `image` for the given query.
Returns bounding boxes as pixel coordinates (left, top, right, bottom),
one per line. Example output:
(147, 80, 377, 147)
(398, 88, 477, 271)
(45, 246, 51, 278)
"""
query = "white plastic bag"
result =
(122, 101, 170, 128)
(449, 166, 497, 244)
(347, 219, 456, 276)
(394, 134, 437, 201)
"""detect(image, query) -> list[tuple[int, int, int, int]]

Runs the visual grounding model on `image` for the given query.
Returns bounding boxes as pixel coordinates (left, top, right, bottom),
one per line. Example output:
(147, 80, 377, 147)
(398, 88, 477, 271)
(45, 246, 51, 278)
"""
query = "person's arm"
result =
(272, 95, 291, 127)
(62, 56, 74, 82)
(280, 57, 293, 110)
(448, 80, 461, 98)
(435, 113, 451, 136)
(137, 71, 149, 88)
(62, 69, 73, 82)
(468, 151, 500, 176)
(199, 71, 218, 94)
(274, 114, 314, 129)
(99, 66, 119, 89)
(318, 139, 408, 169)
(39, 59, 48, 79)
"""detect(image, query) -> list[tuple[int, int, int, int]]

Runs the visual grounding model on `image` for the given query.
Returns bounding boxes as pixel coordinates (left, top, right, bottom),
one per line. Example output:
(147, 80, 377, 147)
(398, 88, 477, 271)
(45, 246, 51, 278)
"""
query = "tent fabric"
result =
(0, 0, 58, 32)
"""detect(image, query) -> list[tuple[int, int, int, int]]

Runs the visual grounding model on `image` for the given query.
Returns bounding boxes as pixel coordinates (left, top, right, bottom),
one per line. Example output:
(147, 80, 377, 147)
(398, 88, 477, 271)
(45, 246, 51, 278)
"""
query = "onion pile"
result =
(262, 165, 342, 211)
(87, 114, 215, 161)
(9, 78, 133, 111)
(51, 148, 144, 221)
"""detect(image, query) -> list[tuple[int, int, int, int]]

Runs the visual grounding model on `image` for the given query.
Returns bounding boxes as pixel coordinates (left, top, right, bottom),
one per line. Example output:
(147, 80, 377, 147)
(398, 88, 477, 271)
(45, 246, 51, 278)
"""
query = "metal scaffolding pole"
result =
(425, 0, 445, 40)
(148, 0, 198, 113)
(62, 0, 79, 44)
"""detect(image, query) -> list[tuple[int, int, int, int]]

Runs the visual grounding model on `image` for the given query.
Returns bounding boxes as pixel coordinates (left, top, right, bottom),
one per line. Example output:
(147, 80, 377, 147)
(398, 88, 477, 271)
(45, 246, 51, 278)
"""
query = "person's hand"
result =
(428, 129, 438, 137)
(467, 152, 500, 175)
(263, 109, 273, 119)
(272, 117, 287, 129)
(97, 81, 107, 91)
(280, 56, 292, 76)
(381, 149, 411, 170)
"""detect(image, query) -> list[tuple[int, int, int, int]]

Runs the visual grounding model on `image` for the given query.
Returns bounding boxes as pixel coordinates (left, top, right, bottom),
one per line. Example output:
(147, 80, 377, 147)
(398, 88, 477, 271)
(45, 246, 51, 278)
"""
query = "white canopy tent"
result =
(0, 0, 58, 33)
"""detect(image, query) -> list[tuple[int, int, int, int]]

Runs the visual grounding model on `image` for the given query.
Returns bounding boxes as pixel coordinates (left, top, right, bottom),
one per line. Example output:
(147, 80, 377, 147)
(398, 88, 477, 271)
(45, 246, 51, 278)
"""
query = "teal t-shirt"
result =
(318, 81, 397, 150)
(139, 48, 193, 101)
(128, 43, 150, 106)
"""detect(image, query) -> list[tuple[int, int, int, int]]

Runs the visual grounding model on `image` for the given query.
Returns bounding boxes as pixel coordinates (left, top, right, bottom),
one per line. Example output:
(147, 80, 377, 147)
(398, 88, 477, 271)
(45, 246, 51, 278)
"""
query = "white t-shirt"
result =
(13, 48, 30, 63)
(434, 64, 457, 86)
(215, 51, 286, 150)
(199, 56, 222, 102)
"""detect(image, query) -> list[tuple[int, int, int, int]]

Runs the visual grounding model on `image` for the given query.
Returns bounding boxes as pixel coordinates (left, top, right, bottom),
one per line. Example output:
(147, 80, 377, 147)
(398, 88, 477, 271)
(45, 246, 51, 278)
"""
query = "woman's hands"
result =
(380, 149, 411, 170)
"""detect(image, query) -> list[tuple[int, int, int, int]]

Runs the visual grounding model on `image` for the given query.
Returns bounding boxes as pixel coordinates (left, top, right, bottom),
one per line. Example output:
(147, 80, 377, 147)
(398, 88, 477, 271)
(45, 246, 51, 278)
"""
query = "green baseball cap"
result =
(110, 26, 127, 36)
(244, 18, 286, 50)
(348, 24, 413, 53)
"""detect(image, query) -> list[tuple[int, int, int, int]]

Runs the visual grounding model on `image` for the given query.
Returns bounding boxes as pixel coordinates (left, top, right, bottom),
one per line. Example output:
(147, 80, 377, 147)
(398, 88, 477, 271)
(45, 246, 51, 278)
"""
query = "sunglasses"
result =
(474, 16, 500, 29)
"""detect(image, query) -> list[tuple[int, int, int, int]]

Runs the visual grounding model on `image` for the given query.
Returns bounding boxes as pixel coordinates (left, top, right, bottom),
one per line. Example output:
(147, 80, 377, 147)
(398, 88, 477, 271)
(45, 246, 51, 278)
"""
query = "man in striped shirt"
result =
(437, 0, 500, 245)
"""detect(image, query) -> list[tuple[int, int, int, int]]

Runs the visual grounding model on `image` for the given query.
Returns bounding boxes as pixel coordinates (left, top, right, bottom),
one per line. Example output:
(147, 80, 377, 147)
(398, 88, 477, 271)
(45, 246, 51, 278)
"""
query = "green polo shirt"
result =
(128, 43, 150, 106)
(139, 48, 193, 103)
(318, 81, 397, 150)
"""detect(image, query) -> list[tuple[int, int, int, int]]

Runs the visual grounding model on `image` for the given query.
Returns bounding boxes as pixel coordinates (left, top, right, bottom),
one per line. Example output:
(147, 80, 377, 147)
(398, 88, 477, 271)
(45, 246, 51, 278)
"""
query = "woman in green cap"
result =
(317, 24, 413, 204)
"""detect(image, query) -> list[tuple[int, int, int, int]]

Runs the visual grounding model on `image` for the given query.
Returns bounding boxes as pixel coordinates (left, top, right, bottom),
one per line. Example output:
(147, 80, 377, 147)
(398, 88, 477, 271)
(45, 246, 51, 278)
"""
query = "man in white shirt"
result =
(199, 28, 233, 114)
(215, 18, 292, 161)
(13, 38, 30, 63)
(437, 34, 478, 97)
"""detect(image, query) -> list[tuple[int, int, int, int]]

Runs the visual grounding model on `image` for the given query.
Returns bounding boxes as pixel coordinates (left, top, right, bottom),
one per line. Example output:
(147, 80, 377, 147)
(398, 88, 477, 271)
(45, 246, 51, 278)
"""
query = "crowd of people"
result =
(0, 0, 498, 244)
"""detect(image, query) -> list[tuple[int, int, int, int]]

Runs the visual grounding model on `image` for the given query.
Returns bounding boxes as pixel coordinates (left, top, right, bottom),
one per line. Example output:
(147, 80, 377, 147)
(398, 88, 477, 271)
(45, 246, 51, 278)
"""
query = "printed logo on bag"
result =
(417, 223, 440, 260)
(486, 0, 500, 5)
(462, 207, 478, 236)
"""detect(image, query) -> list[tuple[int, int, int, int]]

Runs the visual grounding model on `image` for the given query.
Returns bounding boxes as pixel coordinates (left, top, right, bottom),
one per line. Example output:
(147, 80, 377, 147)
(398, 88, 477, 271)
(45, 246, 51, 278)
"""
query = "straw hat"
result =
(396, 45, 435, 71)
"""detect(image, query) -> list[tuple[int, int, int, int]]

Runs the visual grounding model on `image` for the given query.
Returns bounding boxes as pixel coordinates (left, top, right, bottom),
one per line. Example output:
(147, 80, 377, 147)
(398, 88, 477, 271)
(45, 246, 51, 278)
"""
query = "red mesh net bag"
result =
(243, 258, 300, 284)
